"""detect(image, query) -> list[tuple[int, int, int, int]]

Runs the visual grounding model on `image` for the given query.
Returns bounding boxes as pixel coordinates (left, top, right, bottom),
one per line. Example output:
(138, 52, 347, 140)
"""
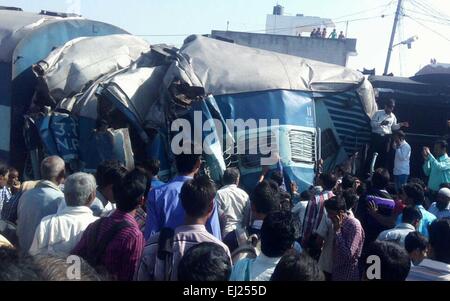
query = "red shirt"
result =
(72, 210, 144, 281)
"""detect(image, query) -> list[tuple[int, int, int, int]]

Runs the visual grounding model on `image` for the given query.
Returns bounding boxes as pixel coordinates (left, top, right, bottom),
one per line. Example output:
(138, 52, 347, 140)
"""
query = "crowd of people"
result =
(310, 27, 346, 39)
(0, 98, 450, 281)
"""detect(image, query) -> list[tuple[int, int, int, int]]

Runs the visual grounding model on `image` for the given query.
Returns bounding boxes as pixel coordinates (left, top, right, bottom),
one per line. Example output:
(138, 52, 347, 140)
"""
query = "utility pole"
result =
(384, 0, 403, 75)
(345, 21, 349, 38)
(227, 21, 230, 31)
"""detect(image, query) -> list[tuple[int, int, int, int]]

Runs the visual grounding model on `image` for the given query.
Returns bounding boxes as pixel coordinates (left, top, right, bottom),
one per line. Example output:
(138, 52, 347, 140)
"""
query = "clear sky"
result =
(2, 0, 449, 76)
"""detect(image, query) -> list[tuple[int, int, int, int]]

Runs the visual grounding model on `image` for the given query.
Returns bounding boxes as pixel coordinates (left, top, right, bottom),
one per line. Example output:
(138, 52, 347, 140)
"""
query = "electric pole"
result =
(384, 0, 403, 75)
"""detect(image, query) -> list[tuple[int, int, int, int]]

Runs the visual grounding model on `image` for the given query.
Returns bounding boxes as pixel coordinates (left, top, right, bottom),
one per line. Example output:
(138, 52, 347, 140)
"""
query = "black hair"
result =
(394, 130, 406, 140)
(434, 139, 448, 151)
(405, 232, 428, 254)
(113, 169, 147, 213)
(409, 178, 426, 190)
(270, 252, 325, 281)
(363, 241, 411, 281)
(175, 153, 201, 175)
(342, 189, 358, 211)
(180, 175, 217, 219)
(251, 181, 280, 215)
(386, 99, 396, 108)
(429, 219, 450, 264)
(260, 211, 299, 258)
(222, 168, 240, 186)
(270, 171, 284, 187)
(178, 242, 232, 281)
(0, 162, 9, 177)
(402, 183, 425, 206)
(0, 247, 41, 281)
(96, 160, 127, 189)
(300, 190, 313, 201)
(279, 191, 293, 212)
(372, 168, 390, 190)
(439, 183, 450, 189)
(402, 206, 422, 225)
(341, 174, 356, 190)
(142, 159, 161, 177)
(324, 196, 347, 212)
(319, 173, 337, 191)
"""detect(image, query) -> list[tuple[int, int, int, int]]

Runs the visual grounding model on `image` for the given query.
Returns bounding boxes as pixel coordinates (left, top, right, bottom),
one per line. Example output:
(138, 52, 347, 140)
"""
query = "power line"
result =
(404, 14, 450, 42)
(409, 0, 450, 21)
(135, 14, 392, 38)
(332, 0, 395, 20)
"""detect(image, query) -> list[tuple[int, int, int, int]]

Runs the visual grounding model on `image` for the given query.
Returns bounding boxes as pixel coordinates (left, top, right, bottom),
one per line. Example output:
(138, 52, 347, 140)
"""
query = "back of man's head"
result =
(319, 173, 337, 191)
(363, 241, 411, 281)
(142, 159, 161, 177)
(180, 175, 217, 219)
(342, 189, 358, 211)
(175, 153, 201, 175)
(405, 231, 428, 254)
(403, 183, 425, 206)
(429, 219, 450, 264)
(222, 168, 240, 186)
(113, 169, 147, 213)
(40, 156, 65, 182)
(371, 168, 390, 190)
(64, 173, 97, 207)
(270, 171, 284, 187)
(270, 252, 325, 281)
(402, 206, 422, 225)
(261, 211, 299, 258)
(341, 174, 356, 190)
(251, 181, 280, 215)
(178, 242, 232, 281)
(95, 160, 127, 189)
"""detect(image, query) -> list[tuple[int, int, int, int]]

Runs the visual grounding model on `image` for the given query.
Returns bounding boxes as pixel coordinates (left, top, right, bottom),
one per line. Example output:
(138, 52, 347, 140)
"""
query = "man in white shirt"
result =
(377, 206, 422, 247)
(428, 188, 450, 219)
(393, 130, 411, 192)
(407, 219, 450, 281)
(29, 173, 98, 256)
(367, 99, 409, 172)
(216, 168, 250, 239)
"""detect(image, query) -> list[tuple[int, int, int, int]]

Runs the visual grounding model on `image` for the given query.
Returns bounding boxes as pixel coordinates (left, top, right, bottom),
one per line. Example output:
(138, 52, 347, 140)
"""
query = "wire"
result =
(404, 14, 450, 42)
(409, 0, 450, 21)
(331, 0, 395, 20)
(134, 14, 392, 37)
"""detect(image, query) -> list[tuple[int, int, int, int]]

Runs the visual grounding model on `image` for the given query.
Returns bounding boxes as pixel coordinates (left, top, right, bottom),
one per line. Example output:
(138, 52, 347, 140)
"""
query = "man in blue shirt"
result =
(142, 159, 165, 189)
(423, 140, 450, 193)
(145, 153, 221, 240)
(397, 183, 436, 238)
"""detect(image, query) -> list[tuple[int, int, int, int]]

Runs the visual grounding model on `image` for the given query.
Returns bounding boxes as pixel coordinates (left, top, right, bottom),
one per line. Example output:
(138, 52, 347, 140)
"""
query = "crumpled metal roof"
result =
(180, 35, 366, 95)
(33, 34, 150, 103)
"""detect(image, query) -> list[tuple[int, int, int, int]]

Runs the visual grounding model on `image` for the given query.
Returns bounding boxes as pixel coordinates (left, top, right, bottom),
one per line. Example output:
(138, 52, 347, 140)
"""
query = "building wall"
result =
(211, 30, 357, 67)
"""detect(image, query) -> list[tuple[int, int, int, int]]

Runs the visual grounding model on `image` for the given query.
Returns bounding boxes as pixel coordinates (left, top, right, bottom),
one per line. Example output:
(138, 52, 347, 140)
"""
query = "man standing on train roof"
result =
(367, 99, 410, 172)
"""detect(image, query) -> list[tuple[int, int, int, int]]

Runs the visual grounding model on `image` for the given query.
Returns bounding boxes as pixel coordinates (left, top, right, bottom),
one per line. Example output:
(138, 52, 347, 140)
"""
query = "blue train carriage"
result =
(169, 35, 378, 192)
(28, 34, 377, 192)
(0, 7, 131, 173)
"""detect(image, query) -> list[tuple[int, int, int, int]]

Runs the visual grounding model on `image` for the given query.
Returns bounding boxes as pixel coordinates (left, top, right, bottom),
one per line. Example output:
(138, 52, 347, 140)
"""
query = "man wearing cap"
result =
(428, 188, 450, 219)
(368, 99, 409, 172)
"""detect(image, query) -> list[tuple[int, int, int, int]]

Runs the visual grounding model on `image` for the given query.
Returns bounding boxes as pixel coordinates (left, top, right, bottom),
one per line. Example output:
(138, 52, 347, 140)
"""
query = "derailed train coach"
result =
(25, 32, 378, 193)
(0, 7, 148, 175)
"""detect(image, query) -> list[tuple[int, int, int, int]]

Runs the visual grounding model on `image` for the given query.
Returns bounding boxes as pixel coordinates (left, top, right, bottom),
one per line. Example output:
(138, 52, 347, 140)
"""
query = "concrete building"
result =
(210, 30, 357, 67)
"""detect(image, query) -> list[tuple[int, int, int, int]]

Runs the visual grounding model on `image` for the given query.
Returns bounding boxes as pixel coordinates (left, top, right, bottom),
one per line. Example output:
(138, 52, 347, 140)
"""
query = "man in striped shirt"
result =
(72, 169, 147, 281)
(407, 219, 450, 281)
